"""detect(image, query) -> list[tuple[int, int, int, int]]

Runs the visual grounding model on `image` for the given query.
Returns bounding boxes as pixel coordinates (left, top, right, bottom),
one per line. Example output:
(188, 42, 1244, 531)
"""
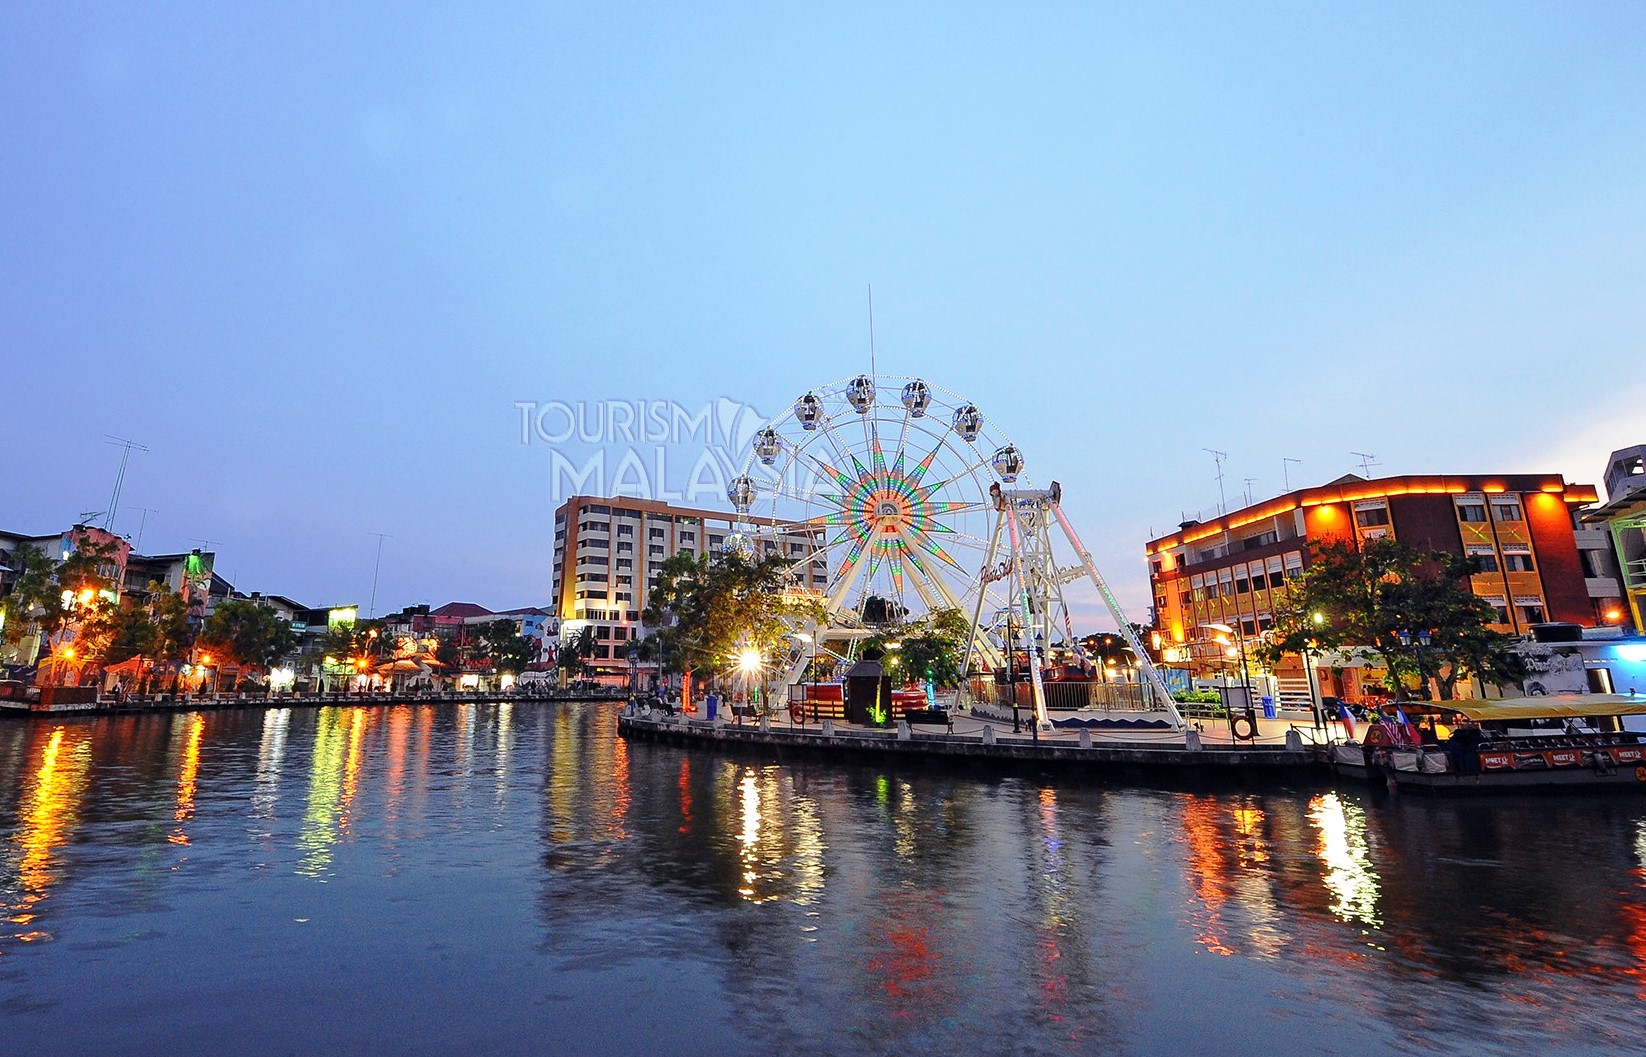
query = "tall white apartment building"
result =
(550, 495, 826, 677)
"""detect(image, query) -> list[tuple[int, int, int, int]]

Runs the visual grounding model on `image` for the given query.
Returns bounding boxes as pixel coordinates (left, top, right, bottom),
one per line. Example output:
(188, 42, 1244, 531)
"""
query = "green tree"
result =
(434, 635, 465, 676)
(1259, 537, 1524, 701)
(1, 543, 59, 659)
(864, 607, 971, 688)
(559, 625, 598, 678)
(198, 599, 299, 672)
(146, 582, 192, 666)
(473, 619, 534, 674)
(641, 550, 826, 683)
(83, 602, 154, 666)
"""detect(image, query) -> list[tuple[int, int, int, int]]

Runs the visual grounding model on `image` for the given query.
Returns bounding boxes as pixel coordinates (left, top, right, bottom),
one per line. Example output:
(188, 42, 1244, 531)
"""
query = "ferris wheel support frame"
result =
(1002, 498, 1052, 730)
(1045, 490, 1186, 731)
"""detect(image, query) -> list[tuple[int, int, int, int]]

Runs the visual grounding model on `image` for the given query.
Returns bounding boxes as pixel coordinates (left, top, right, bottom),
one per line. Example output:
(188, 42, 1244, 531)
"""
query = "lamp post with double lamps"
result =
(1202, 622, 1254, 738)
(1395, 628, 1433, 700)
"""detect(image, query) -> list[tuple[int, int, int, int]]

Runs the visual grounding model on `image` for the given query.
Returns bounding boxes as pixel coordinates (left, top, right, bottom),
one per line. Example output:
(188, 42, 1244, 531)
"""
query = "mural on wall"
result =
(1518, 643, 1590, 695)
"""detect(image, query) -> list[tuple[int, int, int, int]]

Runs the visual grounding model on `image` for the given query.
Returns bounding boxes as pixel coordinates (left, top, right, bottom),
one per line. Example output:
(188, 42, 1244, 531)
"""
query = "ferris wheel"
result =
(727, 373, 1028, 671)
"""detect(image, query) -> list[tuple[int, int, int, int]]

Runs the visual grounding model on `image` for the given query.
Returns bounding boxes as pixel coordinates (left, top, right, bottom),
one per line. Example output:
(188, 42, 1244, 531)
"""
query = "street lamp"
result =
(736, 645, 762, 720)
(1395, 628, 1432, 700)
(1202, 622, 1254, 736)
(789, 631, 817, 723)
(1304, 611, 1326, 732)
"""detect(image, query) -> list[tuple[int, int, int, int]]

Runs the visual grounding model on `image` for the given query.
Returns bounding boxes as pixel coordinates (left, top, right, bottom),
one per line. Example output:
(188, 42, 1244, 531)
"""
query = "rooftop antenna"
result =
(102, 435, 148, 533)
(1203, 449, 1228, 514)
(1283, 457, 1301, 492)
(1243, 478, 1256, 506)
(368, 532, 392, 618)
(867, 283, 877, 377)
(1350, 451, 1379, 478)
(134, 507, 160, 552)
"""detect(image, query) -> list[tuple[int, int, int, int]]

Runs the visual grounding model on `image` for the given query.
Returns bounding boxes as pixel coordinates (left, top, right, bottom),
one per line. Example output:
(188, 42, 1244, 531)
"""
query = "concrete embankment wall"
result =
(618, 712, 1329, 786)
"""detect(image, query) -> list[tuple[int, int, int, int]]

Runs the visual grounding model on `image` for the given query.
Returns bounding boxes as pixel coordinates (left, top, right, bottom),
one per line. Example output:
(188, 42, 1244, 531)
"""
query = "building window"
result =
(648, 545, 664, 557)
(1241, 531, 1277, 550)
(1504, 553, 1534, 573)
(1354, 506, 1389, 527)
(617, 525, 633, 537)
(1457, 503, 1487, 523)
(1470, 553, 1499, 573)
(650, 528, 665, 539)
(1519, 604, 1545, 624)
(1491, 501, 1523, 522)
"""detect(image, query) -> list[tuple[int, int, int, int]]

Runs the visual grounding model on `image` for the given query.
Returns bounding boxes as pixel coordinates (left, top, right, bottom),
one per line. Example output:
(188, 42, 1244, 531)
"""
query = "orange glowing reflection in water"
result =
(339, 708, 369, 833)
(606, 729, 630, 841)
(169, 714, 205, 845)
(1180, 797, 1237, 956)
(676, 758, 693, 834)
(7, 727, 92, 948)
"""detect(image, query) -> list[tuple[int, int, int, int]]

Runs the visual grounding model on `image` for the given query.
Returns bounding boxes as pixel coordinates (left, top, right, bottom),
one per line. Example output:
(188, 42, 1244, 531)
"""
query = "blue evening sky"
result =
(3, 2, 1643, 624)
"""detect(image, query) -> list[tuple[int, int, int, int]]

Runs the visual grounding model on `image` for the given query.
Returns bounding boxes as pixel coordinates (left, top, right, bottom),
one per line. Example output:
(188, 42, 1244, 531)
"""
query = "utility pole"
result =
(367, 532, 392, 618)
(1203, 449, 1228, 514)
(1243, 478, 1256, 506)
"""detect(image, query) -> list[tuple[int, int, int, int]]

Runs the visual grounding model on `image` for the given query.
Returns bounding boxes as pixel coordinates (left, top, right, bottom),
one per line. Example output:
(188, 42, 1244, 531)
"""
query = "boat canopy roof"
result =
(1443, 694, 1646, 722)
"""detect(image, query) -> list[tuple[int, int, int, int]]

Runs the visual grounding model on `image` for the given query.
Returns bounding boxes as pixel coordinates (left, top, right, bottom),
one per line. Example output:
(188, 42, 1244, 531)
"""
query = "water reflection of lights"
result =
(384, 707, 412, 826)
(738, 770, 762, 899)
(253, 708, 290, 823)
(547, 708, 581, 845)
(494, 702, 513, 806)
(339, 708, 369, 833)
(675, 758, 693, 835)
(789, 794, 826, 910)
(1034, 787, 1071, 1009)
(6, 727, 92, 947)
(605, 728, 630, 843)
(297, 709, 348, 877)
(170, 713, 206, 846)
(1179, 797, 1287, 958)
(1308, 792, 1382, 929)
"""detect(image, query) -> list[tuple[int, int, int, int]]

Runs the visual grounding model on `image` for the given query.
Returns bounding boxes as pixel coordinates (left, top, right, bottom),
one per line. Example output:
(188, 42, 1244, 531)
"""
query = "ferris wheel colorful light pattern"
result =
(799, 434, 975, 595)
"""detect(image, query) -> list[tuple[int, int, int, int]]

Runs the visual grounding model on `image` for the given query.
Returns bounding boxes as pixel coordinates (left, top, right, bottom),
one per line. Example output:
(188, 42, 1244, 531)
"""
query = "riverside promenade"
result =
(617, 702, 1330, 782)
(0, 685, 626, 717)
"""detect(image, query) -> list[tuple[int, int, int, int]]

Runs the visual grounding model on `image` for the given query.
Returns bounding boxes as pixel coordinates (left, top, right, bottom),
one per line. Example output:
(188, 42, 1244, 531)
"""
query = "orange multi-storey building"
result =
(1144, 473, 1602, 693)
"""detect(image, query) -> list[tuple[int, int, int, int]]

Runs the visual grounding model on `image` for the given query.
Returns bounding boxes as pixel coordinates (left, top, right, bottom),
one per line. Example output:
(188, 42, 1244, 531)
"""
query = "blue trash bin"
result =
(1261, 695, 1276, 719)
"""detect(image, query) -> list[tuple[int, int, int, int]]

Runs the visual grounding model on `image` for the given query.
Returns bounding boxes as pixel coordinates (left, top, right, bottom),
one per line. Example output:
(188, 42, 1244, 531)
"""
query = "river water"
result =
(1, 702, 1643, 1056)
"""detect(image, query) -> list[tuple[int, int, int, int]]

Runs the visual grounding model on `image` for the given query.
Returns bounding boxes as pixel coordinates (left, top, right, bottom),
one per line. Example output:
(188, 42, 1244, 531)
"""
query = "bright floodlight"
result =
(737, 647, 762, 674)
